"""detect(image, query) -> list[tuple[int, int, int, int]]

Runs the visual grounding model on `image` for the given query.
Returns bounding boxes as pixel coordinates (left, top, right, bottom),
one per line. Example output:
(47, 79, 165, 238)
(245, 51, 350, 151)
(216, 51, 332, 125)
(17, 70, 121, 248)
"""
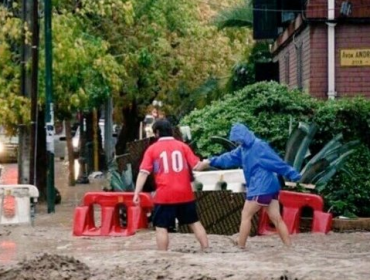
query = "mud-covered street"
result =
(1, 162, 370, 280)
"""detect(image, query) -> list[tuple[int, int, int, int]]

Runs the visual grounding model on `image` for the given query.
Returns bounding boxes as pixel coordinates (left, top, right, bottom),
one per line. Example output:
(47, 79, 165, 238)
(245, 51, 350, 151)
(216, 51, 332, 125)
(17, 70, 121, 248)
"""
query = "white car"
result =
(0, 124, 66, 162)
(54, 121, 67, 160)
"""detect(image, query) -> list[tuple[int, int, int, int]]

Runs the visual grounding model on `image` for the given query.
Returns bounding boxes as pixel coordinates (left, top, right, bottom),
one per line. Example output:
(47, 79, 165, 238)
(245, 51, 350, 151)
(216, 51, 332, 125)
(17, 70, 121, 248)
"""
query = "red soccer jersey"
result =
(139, 137, 200, 204)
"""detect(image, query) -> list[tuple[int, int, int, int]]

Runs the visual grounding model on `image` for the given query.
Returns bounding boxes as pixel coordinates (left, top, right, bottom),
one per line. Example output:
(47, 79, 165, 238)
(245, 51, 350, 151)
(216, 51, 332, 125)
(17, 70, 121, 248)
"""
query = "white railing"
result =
(193, 169, 246, 193)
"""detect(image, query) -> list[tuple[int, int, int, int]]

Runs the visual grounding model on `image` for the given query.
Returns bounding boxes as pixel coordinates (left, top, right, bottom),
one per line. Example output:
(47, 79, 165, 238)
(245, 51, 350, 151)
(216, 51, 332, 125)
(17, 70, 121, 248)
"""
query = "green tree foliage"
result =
(1, 0, 247, 137)
(226, 41, 271, 92)
(82, 0, 247, 120)
(213, 1, 273, 92)
(39, 1, 126, 120)
(0, 6, 30, 132)
(1, 2, 125, 127)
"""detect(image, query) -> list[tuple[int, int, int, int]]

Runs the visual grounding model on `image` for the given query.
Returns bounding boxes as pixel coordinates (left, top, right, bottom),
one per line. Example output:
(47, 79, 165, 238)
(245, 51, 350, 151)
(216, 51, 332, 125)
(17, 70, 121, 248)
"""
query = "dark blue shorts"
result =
(247, 192, 279, 206)
(152, 201, 199, 229)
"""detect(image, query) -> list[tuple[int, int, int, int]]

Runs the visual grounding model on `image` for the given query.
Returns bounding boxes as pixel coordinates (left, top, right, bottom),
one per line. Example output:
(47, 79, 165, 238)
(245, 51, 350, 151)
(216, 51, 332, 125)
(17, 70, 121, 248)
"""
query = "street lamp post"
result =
(44, 0, 55, 213)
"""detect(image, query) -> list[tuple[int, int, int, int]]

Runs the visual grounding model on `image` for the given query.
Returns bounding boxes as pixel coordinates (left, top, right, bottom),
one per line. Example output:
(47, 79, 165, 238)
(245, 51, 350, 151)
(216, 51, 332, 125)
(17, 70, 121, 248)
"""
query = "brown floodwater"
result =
(1, 162, 370, 280)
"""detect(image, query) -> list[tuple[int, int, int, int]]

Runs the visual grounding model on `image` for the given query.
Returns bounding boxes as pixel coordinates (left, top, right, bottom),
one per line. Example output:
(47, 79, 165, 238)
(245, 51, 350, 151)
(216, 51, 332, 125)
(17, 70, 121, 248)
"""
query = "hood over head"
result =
(229, 123, 256, 148)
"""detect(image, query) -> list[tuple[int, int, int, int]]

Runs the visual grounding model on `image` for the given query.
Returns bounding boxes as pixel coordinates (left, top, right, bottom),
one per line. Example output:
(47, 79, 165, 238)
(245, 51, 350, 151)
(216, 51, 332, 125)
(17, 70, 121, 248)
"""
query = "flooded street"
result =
(1, 162, 370, 279)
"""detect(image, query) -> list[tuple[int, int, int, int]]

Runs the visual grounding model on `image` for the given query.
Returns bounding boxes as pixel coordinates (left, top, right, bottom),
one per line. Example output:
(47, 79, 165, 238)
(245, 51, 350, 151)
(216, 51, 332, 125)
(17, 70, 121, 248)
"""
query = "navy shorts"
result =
(152, 201, 199, 229)
(247, 192, 279, 206)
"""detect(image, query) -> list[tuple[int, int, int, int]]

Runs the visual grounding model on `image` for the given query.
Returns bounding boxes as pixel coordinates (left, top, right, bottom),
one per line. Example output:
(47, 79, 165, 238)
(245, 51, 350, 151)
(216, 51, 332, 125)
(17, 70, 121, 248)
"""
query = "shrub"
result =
(312, 98, 370, 216)
(181, 81, 316, 157)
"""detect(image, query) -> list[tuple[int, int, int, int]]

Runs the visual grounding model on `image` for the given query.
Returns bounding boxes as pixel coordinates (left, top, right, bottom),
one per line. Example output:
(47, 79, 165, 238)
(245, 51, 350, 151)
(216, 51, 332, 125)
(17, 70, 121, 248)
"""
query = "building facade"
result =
(255, 0, 370, 99)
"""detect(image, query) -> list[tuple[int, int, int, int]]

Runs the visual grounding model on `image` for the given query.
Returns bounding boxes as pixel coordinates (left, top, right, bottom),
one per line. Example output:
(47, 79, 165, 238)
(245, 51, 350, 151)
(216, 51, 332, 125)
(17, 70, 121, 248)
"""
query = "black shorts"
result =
(152, 201, 199, 229)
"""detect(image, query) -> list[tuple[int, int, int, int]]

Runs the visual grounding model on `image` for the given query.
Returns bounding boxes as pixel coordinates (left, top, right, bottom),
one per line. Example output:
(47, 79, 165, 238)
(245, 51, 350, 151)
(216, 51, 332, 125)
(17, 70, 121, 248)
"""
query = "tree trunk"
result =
(85, 111, 93, 174)
(116, 101, 141, 155)
(104, 98, 113, 166)
(93, 108, 99, 171)
(65, 120, 75, 186)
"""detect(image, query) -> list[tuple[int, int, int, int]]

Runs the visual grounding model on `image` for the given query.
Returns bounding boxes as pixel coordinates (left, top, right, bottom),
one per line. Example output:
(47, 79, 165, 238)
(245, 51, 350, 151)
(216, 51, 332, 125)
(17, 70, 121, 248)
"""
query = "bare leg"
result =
(156, 227, 169, 250)
(189, 221, 209, 250)
(266, 200, 291, 247)
(238, 200, 261, 249)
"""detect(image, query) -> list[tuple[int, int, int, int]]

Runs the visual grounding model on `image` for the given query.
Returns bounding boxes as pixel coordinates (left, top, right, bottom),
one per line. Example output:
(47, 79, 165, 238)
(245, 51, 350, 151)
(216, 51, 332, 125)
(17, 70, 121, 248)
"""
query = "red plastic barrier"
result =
(258, 190, 332, 235)
(73, 192, 153, 237)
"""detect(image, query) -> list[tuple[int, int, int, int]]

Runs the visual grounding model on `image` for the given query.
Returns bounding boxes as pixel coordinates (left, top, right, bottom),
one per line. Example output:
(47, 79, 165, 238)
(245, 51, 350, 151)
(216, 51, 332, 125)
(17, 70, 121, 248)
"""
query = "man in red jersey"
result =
(133, 119, 209, 251)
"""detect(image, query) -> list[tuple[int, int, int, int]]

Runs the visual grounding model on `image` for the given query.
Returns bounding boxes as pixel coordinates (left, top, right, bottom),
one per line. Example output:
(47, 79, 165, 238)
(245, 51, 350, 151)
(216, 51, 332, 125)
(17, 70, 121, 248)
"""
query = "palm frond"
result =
(301, 138, 360, 177)
(284, 122, 309, 165)
(313, 149, 357, 185)
(300, 158, 330, 184)
(300, 133, 343, 174)
(213, 1, 253, 30)
(314, 167, 337, 186)
(341, 164, 356, 178)
(293, 123, 317, 171)
(210, 136, 237, 151)
(300, 134, 342, 175)
(324, 140, 360, 162)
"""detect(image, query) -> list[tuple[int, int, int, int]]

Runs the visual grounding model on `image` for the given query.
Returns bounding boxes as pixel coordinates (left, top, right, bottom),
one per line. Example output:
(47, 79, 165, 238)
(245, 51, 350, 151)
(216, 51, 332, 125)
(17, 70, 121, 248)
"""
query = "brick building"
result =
(254, 0, 370, 99)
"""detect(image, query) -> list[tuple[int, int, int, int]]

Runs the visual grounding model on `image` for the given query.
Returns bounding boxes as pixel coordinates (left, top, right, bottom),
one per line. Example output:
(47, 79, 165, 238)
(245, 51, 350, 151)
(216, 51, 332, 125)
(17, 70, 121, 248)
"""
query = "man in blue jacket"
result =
(199, 123, 301, 249)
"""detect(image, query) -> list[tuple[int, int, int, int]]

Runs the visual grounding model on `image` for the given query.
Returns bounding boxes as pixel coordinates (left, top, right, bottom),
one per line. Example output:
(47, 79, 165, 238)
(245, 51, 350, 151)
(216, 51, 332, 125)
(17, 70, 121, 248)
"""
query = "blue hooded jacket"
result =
(209, 123, 301, 198)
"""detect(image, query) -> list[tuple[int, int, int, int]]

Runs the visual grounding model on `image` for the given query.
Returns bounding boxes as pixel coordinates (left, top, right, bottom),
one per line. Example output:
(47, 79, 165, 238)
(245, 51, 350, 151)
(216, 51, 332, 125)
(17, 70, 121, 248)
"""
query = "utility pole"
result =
(44, 0, 55, 213)
(30, 0, 39, 186)
(19, 0, 32, 185)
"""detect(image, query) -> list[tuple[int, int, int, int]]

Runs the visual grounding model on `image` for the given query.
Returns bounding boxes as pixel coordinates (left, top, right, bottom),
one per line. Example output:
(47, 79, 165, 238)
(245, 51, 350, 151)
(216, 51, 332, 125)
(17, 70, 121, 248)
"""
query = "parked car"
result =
(54, 121, 67, 160)
(0, 124, 67, 163)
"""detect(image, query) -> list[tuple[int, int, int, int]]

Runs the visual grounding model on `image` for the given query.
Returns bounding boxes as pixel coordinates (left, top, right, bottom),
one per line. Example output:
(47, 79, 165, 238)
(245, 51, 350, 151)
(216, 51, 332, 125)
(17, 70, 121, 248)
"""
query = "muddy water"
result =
(1, 162, 370, 280)
(1, 220, 370, 280)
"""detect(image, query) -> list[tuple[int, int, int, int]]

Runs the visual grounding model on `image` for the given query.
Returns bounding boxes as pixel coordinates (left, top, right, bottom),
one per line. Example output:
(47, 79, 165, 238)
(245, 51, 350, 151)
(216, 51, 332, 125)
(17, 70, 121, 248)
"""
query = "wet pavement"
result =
(1, 161, 370, 279)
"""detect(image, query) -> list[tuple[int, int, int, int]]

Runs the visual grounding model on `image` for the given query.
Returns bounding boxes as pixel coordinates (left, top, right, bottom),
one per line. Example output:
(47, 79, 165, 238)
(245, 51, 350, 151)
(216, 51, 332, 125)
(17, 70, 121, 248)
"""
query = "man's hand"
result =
(133, 193, 140, 205)
(194, 159, 210, 171)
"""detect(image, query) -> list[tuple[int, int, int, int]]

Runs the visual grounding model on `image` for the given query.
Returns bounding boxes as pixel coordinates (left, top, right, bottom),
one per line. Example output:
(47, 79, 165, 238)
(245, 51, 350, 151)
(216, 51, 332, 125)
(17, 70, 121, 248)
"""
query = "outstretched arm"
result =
(209, 147, 242, 169)
(259, 144, 301, 182)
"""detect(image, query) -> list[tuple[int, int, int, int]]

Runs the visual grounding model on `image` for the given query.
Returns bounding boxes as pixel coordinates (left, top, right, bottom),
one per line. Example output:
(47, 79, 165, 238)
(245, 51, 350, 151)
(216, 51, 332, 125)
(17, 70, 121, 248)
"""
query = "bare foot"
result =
(227, 237, 238, 246)
(201, 247, 212, 253)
